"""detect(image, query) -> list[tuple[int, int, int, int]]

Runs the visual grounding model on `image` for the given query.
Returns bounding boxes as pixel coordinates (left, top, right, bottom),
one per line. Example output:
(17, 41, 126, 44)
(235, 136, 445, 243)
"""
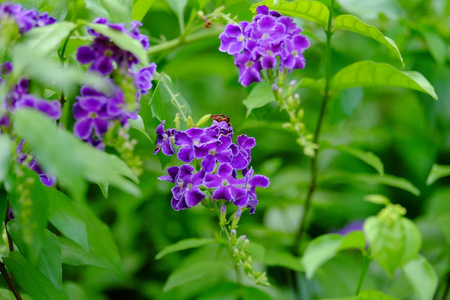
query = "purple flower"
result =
(205, 164, 246, 203)
(218, 5, 310, 86)
(335, 220, 364, 236)
(196, 135, 233, 173)
(0, 2, 56, 34)
(159, 165, 206, 211)
(230, 135, 256, 170)
(235, 167, 269, 212)
(154, 121, 177, 156)
(134, 63, 157, 96)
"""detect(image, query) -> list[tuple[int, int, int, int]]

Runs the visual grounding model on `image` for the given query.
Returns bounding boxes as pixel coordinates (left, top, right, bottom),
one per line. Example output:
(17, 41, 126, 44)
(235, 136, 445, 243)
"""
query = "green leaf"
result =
(322, 141, 384, 175)
(150, 77, 191, 128)
(0, 135, 12, 183)
(297, 77, 325, 90)
(421, 27, 448, 65)
(334, 15, 404, 67)
(319, 172, 420, 196)
(8, 169, 48, 264)
(8, 222, 63, 291)
(45, 188, 89, 252)
(302, 232, 365, 279)
(402, 255, 438, 300)
(426, 164, 450, 185)
(83, 0, 131, 23)
(82, 22, 148, 65)
(13, 22, 76, 57)
(364, 216, 421, 276)
(59, 237, 118, 272)
(155, 238, 217, 260)
(57, 198, 122, 273)
(12, 109, 140, 202)
(17, 0, 69, 20)
(364, 194, 391, 206)
(163, 260, 230, 292)
(330, 61, 438, 100)
(264, 251, 303, 271)
(132, 0, 155, 22)
(358, 290, 399, 300)
(246, 241, 266, 262)
(165, 0, 188, 20)
(3, 251, 68, 300)
(243, 82, 276, 117)
(250, 0, 330, 26)
(129, 115, 152, 141)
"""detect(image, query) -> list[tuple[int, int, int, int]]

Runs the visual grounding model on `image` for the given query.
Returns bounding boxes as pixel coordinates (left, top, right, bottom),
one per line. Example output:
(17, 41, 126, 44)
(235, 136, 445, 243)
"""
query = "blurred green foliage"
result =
(3, 0, 450, 299)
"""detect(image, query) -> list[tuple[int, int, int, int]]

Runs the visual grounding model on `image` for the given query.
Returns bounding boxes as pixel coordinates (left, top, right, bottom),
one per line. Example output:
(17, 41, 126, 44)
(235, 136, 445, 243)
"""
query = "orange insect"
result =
(211, 114, 231, 125)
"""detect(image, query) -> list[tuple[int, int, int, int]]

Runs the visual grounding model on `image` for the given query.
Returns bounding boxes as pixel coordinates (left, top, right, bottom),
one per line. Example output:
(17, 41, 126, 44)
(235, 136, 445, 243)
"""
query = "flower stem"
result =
(355, 253, 371, 295)
(147, 28, 223, 55)
(0, 262, 22, 300)
(291, 0, 335, 257)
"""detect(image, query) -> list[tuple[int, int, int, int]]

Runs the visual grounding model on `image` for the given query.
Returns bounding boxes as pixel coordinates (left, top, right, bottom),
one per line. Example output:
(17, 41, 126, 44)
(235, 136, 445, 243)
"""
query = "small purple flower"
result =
(0, 2, 56, 34)
(134, 63, 157, 95)
(335, 220, 364, 236)
(174, 127, 208, 163)
(160, 165, 206, 211)
(230, 135, 256, 170)
(205, 164, 246, 203)
(234, 167, 270, 212)
(154, 121, 177, 156)
(218, 5, 310, 86)
(196, 135, 233, 173)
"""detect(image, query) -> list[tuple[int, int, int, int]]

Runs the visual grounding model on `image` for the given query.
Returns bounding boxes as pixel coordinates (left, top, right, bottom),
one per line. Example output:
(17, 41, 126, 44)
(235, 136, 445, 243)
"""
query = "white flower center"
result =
(238, 34, 245, 42)
(292, 50, 299, 57)
(222, 179, 229, 186)
(245, 61, 254, 69)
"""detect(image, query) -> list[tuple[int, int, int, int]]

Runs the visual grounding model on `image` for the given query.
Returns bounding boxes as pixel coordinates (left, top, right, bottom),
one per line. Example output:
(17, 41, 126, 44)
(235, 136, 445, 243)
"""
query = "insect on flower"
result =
(211, 114, 231, 125)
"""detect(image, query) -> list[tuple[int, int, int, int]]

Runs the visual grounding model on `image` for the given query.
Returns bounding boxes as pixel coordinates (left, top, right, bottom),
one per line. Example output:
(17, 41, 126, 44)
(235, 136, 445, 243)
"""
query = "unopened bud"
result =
(174, 113, 181, 130)
(186, 116, 194, 128)
(290, 80, 297, 87)
(196, 114, 212, 127)
(231, 208, 242, 229)
(219, 204, 227, 226)
(242, 239, 250, 252)
(230, 229, 237, 245)
(272, 83, 278, 91)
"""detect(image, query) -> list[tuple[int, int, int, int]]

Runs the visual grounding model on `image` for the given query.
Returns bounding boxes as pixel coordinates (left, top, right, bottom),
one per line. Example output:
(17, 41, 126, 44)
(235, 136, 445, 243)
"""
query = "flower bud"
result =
(219, 204, 227, 226)
(174, 113, 181, 130)
(230, 229, 237, 245)
(242, 239, 250, 252)
(196, 114, 212, 127)
(186, 115, 194, 128)
(231, 208, 242, 229)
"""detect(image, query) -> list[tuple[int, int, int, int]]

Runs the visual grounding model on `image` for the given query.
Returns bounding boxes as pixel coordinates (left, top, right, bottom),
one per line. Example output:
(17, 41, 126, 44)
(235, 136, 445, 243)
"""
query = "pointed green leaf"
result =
(81, 22, 148, 65)
(163, 260, 230, 292)
(83, 0, 131, 23)
(334, 15, 404, 67)
(250, 0, 330, 26)
(156, 238, 217, 260)
(132, 0, 155, 22)
(302, 232, 365, 279)
(403, 255, 438, 300)
(13, 22, 76, 57)
(12, 109, 141, 201)
(331, 61, 438, 100)
(8, 169, 48, 264)
(322, 141, 384, 175)
(8, 222, 63, 291)
(319, 172, 420, 196)
(426, 164, 450, 185)
(129, 115, 152, 141)
(243, 82, 276, 117)
(3, 251, 68, 300)
(165, 0, 188, 20)
(302, 234, 344, 279)
(264, 251, 303, 271)
(45, 188, 89, 252)
(0, 135, 12, 183)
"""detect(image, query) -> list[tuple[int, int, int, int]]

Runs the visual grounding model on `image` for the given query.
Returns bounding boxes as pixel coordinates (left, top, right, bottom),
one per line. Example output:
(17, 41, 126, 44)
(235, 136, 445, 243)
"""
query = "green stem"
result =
(291, 0, 335, 257)
(0, 262, 22, 300)
(355, 253, 371, 295)
(147, 28, 223, 55)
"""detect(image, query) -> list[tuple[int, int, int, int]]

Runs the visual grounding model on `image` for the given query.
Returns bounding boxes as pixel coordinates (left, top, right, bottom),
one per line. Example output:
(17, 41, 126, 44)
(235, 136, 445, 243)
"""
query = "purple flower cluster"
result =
(0, 2, 56, 34)
(155, 120, 270, 213)
(74, 18, 156, 148)
(219, 5, 310, 87)
(0, 62, 61, 186)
